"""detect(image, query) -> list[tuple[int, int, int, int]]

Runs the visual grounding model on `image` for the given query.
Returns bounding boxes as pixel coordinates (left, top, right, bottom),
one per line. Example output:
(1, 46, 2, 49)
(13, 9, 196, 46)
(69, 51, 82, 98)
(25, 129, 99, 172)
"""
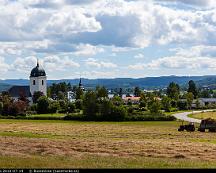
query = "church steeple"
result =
(79, 78, 82, 88)
(37, 58, 39, 67)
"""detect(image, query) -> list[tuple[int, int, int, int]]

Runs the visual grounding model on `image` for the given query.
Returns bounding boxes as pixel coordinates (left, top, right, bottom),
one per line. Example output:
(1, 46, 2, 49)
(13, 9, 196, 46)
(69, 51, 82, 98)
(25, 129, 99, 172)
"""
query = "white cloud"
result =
(11, 56, 37, 73)
(156, 0, 216, 7)
(43, 55, 80, 72)
(134, 53, 145, 59)
(85, 58, 117, 68)
(81, 70, 118, 79)
(0, 0, 215, 52)
(0, 56, 10, 74)
(129, 45, 216, 71)
(128, 63, 145, 70)
(43, 8, 102, 34)
(74, 44, 104, 56)
(11, 55, 80, 73)
(147, 56, 216, 70)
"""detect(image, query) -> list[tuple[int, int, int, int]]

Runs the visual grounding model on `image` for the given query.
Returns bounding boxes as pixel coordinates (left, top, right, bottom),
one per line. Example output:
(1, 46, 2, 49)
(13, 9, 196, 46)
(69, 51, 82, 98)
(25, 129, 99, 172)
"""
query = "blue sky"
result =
(0, 0, 216, 79)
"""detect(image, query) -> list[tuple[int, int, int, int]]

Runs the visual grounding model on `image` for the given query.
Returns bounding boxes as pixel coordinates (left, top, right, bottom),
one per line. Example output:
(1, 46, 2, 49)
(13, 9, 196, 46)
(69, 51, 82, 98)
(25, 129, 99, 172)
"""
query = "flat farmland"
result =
(0, 119, 216, 168)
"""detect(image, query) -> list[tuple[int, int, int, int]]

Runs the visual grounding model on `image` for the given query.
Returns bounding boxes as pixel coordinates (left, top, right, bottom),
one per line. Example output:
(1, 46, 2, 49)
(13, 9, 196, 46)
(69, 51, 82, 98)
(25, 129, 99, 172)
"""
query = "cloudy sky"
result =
(0, 0, 216, 79)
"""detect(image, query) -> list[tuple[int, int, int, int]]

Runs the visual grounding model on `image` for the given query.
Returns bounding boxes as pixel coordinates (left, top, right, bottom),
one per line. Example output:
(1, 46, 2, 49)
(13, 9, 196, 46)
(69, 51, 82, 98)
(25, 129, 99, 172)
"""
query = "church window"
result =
(42, 80, 44, 85)
(33, 80, 35, 85)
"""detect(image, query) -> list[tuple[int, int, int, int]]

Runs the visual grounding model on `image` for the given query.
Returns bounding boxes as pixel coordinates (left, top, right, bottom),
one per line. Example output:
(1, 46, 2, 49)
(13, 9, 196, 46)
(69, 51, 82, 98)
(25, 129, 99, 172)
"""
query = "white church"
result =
(29, 60, 47, 97)
(8, 60, 47, 103)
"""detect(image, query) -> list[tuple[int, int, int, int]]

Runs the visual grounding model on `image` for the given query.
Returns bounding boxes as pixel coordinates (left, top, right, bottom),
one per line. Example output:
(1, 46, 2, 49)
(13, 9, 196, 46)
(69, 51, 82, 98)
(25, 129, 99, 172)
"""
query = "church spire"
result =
(37, 58, 39, 67)
(79, 77, 82, 87)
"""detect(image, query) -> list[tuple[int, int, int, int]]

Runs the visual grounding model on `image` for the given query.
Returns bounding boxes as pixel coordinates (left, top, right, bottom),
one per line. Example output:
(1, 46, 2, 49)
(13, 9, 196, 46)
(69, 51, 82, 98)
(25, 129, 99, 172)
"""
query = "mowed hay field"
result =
(1, 120, 216, 168)
(190, 111, 216, 120)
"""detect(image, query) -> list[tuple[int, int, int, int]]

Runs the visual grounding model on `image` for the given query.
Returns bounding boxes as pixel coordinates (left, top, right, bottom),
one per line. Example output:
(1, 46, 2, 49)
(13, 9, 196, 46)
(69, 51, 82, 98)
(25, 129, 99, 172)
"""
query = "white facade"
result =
(30, 76, 47, 96)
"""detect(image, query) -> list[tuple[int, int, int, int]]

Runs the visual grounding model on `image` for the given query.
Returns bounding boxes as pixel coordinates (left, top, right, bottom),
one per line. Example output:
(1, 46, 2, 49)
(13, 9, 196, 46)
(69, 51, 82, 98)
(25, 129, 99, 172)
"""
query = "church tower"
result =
(30, 60, 47, 96)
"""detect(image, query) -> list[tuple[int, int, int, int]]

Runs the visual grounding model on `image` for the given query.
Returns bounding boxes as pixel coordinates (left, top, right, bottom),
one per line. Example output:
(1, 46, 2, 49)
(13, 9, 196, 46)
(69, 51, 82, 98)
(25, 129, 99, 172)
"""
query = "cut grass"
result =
(1, 155, 216, 168)
(0, 119, 216, 168)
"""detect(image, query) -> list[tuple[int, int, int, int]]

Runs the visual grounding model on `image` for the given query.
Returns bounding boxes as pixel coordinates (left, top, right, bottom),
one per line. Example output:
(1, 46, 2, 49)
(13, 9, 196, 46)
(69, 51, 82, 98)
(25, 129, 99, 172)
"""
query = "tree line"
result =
(0, 80, 214, 121)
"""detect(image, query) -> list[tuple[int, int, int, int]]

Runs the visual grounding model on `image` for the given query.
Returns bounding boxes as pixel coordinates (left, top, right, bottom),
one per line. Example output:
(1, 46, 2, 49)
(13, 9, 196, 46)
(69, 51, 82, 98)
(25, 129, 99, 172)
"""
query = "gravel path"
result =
(173, 109, 216, 124)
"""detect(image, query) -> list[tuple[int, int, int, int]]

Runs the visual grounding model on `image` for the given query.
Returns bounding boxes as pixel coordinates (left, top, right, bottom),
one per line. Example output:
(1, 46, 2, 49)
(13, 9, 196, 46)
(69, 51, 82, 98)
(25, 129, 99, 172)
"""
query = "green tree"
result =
(96, 86, 108, 98)
(195, 99, 200, 109)
(75, 87, 83, 100)
(48, 82, 71, 100)
(134, 86, 141, 97)
(68, 102, 76, 113)
(213, 91, 216, 98)
(161, 96, 171, 112)
(0, 102, 3, 115)
(139, 92, 147, 108)
(83, 90, 98, 118)
(37, 96, 50, 114)
(75, 99, 83, 110)
(109, 105, 127, 121)
(186, 92, 194, 110)
(98, 98, 113, 119)
(58, 100, 68, 113)
(32, 91, 44, 103)
(167, 82, 180, 100)
(148, 98, 161, 114)
(199, 90, 211, 98)
(49, 101, 60, 114)
(57, 91, 65, 100)
(111, 96, 123, 106)
(188, 80, 198, 99)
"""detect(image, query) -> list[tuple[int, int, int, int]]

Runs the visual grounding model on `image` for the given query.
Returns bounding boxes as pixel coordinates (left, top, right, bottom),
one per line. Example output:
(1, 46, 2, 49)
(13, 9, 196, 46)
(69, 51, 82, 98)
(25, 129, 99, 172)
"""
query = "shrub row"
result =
(0, 113, 176, 121)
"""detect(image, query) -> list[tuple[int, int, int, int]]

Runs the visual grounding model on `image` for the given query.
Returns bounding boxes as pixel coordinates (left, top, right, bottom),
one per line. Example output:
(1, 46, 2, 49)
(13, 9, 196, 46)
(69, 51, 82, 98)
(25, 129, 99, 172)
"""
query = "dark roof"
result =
(8, 86, 31, 97)
(30, 62, 46, 77)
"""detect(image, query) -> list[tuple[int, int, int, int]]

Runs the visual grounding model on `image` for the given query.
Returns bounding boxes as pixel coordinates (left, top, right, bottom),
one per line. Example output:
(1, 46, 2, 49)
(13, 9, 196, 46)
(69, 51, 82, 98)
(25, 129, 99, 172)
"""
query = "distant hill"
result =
(0, 83, 12, 92)
(0, 75, 216, 91)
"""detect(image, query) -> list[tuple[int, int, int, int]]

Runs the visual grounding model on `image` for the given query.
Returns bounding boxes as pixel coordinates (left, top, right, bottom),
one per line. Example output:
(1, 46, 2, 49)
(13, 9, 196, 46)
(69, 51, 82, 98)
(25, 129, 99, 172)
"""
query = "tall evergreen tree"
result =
(166, 82, 180, 100)
(134, 86, 141, 97)
(188, 80, 198, 99)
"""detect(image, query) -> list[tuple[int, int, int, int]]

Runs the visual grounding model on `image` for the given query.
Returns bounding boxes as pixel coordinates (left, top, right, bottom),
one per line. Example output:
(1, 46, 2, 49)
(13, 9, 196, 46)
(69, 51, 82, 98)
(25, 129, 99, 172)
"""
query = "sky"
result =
(0, 0, 216, 79)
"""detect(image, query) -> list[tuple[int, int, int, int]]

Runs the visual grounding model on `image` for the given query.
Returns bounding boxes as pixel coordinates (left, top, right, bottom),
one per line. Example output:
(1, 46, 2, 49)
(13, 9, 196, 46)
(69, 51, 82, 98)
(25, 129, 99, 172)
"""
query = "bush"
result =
(177, 101, 187, 110)
(139, 107, 148, 111)
(0, 102, 3, 115)
(139, 101, 146, 108)
(68, 102, 76, 113)
(58, 100, 68, 113)
(126, 114, 176, 121)
(49, 101, 60, 114)
(127, 106, 134, 114)
(148, 99, 162, 114)
(64, 114, 85, 121)
(108, 105, 127, 121)
(75, 99, 83, 110)
(30, 104, 37, 111)
(26, 111, 37, 115)
(37, 96, 50, 114)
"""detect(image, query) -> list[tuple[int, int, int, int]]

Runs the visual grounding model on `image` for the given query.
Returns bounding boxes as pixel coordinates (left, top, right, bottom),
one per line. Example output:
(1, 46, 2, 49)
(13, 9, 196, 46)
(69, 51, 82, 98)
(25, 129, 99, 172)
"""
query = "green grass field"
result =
(27, 113, 65, 117)
(0, 119, 216, 168)
(189, 111, 216, 120)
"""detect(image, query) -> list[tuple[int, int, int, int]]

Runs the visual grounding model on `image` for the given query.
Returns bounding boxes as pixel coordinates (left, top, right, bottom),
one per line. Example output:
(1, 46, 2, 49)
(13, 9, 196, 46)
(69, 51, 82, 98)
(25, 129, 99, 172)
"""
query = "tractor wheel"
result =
(199, 129, 205, 132)
(209, 129, 216, 132)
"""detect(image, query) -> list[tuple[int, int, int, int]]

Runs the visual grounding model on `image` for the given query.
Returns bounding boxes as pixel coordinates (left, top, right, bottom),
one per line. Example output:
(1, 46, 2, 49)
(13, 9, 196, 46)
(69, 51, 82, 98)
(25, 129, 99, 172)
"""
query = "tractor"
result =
(178, 122, 195, 132)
